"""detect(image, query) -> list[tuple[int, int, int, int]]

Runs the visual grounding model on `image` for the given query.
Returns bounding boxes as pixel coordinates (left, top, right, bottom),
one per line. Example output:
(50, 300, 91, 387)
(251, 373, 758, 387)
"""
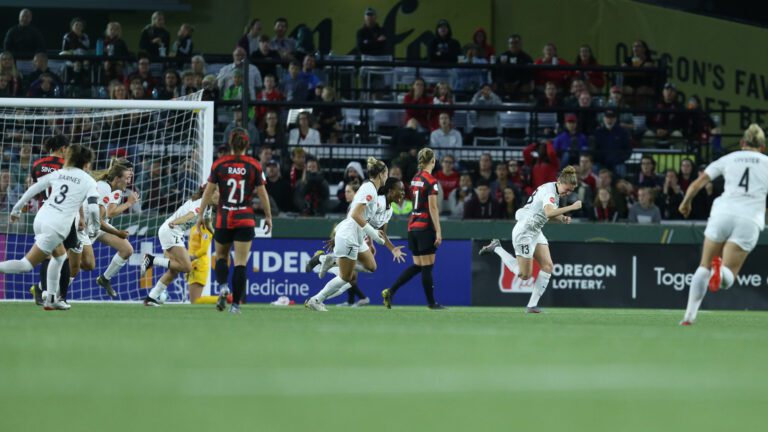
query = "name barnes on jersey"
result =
(57, 174, 82, 184)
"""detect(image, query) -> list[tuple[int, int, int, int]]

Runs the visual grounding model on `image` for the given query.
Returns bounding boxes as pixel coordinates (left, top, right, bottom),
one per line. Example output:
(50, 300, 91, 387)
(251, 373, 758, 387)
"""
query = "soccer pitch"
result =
(1, 303, 766, 432)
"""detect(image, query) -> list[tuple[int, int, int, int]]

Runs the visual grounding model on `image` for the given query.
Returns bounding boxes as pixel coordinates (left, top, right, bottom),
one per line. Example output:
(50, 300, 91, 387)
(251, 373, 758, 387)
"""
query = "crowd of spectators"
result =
(0, 7, 723, 222)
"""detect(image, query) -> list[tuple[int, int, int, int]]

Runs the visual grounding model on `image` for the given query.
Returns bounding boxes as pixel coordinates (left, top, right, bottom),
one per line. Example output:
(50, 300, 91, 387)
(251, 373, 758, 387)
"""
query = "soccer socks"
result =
(494, 246, 520, 274)
(232, 265, 247, 304)
(47, 255, 65, 299)
(313, 276, 347, 302)
(348, 283, 366, 303)
(153, 257, 171, 268)
(324, 282, 352, 300)
(149, 280, 168, 300)
(103, 254, 127, 280)
(354, 262, 373, 273)
(389, 265, 422, 295)
(59, 259, 71, 300)
(215, 258, 229, 293)
(684, 266, 710, 322)
(0, 257, 34, 274)
(421, 264, 436, 306)
(40, 258, 49, 290)
(721, 266, 735, 290)
(527, 271, 551, 308)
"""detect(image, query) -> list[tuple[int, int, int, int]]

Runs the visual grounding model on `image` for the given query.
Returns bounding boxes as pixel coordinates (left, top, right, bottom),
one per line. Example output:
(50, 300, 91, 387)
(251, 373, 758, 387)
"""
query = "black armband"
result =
(87, 197, 98, 204)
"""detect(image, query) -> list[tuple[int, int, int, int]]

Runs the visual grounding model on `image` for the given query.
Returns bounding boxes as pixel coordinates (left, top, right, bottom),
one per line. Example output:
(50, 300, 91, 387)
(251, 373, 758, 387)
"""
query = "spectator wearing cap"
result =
(62, 17, 90, 52)
(553, 114, 588, 169)
(628, 187, 661, 224)
(217, 46, 263, 100)
(279, 60, 310, 102)
(463, 178, 500, 219)
(494, 34, 534, 101)
(335, 161, 364, 210)
(289, 112, 321, 145)
(649, 82, 685, 140)
(428, 19, 461, 63)
(573, 45, 605, 93)
(601, 85, 634, 130)
(264, 158, 294, 213)
(534, 43, 571, 91)
(592, 109, 631, 178)
(251, 35, 281, 82)
(238, 19, 262, 57)
(430, 113, 463, 148)
(357, 7, 388, 55)
(470, 84, 502, 138)
(3, 9, 45, 56)
(139, 11, 170, 57)
(271, 17, 297, 60)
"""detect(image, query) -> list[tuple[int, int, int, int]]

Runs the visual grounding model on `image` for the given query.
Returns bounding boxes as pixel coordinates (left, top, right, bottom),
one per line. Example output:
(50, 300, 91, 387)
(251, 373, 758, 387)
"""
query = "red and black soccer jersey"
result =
(30, 155, 64, 204)
(407, 170, 439, 232)
(207, 154, 265, 229)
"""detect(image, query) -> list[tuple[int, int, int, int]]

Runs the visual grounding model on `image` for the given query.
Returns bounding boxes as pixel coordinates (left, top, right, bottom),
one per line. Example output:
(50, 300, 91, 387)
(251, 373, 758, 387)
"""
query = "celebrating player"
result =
(305, 157, 389, 311)
(90, 160, 138, 297)
(306, 177, 407, 309)
(679, 124, 768, 325)
(382, 148, 446, 310)
(0, 145, 100, 310)
(479, 166, 581, 313)
(198, 128, 272, 314)
(141, 185, 217, 306)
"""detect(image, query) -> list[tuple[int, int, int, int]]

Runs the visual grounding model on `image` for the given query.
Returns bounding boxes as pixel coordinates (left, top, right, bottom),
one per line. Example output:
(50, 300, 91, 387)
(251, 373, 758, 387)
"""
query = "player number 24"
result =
(226, 178, 245, 204)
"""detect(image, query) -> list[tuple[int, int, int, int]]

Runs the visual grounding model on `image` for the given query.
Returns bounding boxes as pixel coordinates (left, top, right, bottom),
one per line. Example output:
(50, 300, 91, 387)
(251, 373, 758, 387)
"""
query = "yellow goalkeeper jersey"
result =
(189, 225, 213, 259)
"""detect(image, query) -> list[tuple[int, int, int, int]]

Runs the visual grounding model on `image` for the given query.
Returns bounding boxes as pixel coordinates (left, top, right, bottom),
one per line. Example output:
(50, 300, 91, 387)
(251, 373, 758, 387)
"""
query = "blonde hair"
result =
(92, 158, 131, 182)
(558, 165, 578, 185)
(417, 147, 436, 170)
(743, 123, 765, 148)
(366, 157, 387, 179)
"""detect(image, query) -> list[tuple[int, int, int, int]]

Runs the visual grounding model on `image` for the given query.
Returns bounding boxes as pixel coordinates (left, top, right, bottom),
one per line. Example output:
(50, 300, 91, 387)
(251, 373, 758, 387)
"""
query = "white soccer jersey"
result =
(346, 181, 380, 224)
(705, 150, 768, 230)
(369, 195, 393, 230)
(161, 199, 204, 233)
(13, 168, 99, 236)
(515, 182, 559, 233)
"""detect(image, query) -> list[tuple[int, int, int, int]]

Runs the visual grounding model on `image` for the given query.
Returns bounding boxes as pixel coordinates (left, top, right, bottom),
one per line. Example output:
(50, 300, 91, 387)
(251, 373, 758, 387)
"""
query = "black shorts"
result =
(214, 227, 255, 244)
(408, 230, 437, 256)
(63, 221, 80, 251)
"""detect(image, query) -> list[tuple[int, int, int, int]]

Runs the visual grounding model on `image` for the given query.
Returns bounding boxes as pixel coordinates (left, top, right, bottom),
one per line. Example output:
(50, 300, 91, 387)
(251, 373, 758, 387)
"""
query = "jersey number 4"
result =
(739, 168, 750, 192)
(226, 178, 245, 204)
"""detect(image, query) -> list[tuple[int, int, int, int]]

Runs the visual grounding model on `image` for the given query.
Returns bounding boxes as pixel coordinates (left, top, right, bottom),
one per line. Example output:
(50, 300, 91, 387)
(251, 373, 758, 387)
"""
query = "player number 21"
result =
(226, 178, 245, 204)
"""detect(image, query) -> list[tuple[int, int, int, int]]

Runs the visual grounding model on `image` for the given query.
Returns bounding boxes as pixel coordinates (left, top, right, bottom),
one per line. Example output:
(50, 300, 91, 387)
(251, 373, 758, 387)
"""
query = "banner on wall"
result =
(472, 241, 768, 310)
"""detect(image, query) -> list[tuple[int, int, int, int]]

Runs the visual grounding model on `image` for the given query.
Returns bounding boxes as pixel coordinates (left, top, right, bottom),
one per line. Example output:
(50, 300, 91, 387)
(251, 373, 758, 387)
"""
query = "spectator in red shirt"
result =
(523, 141, 559, 194)
(578, 153, 598, 194)
(430, 81, 454, 131)
(255, 74, 283, 127)
(435, 154, 460, 201)
(574, 45, 605, 94)
(471, 27, 495, 61)
(404, 77, 431, 131)
(534, 43, 571, 91)
(593, 187, 618, 222)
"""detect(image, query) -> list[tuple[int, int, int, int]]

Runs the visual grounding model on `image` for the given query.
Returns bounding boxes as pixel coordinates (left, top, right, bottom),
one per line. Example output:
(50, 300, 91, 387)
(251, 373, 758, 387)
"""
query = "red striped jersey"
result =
(31, 155, 64, 205)
(207, 154, 265, 229)
(407, 170, 438, 232)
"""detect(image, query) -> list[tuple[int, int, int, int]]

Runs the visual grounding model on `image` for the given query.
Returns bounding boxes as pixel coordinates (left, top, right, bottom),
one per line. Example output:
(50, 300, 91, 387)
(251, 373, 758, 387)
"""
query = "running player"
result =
(197, 128, 273, 314)
(382, 148, 446, 310)
(306, 177, 407, 308)
(478, 166, 581, 313)
(0, 145, 100, 310)
(91, 160, 138, 297)
(679, 124, 768, 325)
(305, 157, 389, 311)
(140, 185, 217, 306)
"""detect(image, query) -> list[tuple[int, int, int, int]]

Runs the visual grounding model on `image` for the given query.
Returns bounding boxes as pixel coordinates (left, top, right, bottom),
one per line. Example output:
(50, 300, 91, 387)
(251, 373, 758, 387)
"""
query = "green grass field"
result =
(1, 303, 767, 432)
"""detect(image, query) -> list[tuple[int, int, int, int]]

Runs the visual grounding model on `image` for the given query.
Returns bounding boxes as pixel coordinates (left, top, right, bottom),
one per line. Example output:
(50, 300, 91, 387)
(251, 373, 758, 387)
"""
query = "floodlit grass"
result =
(1, 303, 766, 432)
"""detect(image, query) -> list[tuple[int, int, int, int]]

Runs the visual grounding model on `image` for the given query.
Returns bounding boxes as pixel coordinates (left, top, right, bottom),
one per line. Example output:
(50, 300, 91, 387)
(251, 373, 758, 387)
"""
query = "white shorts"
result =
(704, 214, 760, 252)
(332, 219, 369, 261)
(69, 228, 92, 254)
(33, 217, 66, 255)
(512, 223, 548, 259)
(159, 225, 186, 251)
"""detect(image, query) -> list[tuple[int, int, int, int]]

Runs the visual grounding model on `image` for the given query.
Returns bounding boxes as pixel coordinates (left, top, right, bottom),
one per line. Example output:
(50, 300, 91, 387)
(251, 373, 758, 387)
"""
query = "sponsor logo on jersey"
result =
(366, 195, 373, 202)
(411, 180, 424, 187)
(228, 167, 247, 175)
(103, 197, 110, 204)
(41, 166, 58, 173)
(114, 192, 120, 200)
(433, 184, 439, 191)
(195, 207, 200, 213)
(549, 197, 555, 204)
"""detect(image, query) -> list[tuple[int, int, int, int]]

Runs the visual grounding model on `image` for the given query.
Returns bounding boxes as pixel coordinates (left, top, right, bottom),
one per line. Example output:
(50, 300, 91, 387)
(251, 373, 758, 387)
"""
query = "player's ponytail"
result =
(64, 144, 93, 169)
(743, 123, 765, 148)
(417, 147, 436, 170)
(366, 157, 387, 179)
(558, 165, 578, 185)
(228, 127, 250, 154)
(44, 134, 70, 153)
(93, 158, 130, 182)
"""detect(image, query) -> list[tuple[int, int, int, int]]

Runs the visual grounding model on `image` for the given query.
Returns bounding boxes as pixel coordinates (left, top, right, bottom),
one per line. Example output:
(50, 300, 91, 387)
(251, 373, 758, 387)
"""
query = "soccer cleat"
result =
(96, 275, 117, 298)
(479, 239, 501, 255)
(143, 296, 161, 307)
(30, 283, 43, 306)
(229, 304, 241, 314)
(318, 254, 335, 279)
(43, 296, 70, 311)
(428, 303, 447, 310)
(140, 254, 154, 276)
(352, 298, 370, 307)
(525, 306, 542, 314)
(708, 256, 722, 292)
(305, 250, 323, 273)
(382, 289, 392, 309)
(216, 288, 230, 311)
(306, 297, 328, 312)
(336, 302, 351, 307)
(679, 320, 693, 326)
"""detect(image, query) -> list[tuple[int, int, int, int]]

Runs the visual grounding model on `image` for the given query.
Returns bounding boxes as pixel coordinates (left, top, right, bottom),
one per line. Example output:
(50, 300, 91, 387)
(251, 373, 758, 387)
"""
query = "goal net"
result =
(0, 94, 214, 302)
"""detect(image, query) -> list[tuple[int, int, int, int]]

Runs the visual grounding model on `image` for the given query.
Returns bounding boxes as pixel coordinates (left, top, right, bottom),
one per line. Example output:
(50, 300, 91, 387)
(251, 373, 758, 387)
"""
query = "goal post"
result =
(0, 95, 214, 302)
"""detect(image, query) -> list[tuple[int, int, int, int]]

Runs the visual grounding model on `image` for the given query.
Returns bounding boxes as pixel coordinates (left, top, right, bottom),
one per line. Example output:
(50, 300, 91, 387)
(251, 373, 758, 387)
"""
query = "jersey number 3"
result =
(54, 185, 69, 204)
(739, 168, 749, 193)
(226, 178, 245, 204)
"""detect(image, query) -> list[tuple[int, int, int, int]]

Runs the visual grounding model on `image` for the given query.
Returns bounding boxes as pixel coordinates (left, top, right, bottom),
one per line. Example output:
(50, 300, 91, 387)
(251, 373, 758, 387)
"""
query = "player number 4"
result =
(739, 168, 749, 193)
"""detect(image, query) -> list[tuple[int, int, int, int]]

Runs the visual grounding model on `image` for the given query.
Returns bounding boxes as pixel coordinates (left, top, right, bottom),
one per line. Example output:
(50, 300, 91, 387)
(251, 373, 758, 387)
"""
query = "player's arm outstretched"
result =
(9, 174, 53, 222)
(379, 223, 406, 263)
(255, 185, 273, 234)
(678, 173, 711, 218)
